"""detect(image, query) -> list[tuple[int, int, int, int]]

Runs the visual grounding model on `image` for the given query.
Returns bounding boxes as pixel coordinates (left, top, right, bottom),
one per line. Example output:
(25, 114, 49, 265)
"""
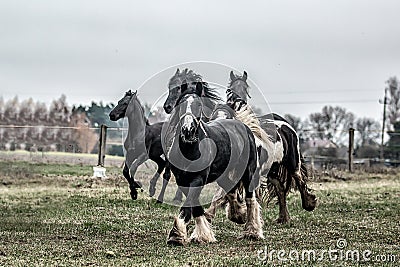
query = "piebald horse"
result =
(163, 81, 263, 245)
(226, 71, 317, 223)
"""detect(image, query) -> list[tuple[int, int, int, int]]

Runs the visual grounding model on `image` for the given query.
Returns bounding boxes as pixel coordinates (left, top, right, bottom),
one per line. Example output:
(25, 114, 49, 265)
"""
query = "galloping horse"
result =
(226, 71, 317, 223)
(109, 90, 182, 203)
(163, 80, 263, 245)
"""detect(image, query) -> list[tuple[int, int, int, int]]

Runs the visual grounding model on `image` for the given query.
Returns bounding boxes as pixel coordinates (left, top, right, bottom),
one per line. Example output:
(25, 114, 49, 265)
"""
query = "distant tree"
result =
(19, 98, 35, 124)
(73, 101, 123, 140)
(384, 77, 400, 159)
(4, 96, 19, 123)
(0, 96, 4, 121)
(70, 112, 98, 153)
(283, 114, 303, 132)
(386, 121, 400, 159)
(386, 76, 400, 131)
(308, 105, 355, 146)
(355, 117, 380, 147)
(34, 101, 49, 124)
(49, 94, 71, 125)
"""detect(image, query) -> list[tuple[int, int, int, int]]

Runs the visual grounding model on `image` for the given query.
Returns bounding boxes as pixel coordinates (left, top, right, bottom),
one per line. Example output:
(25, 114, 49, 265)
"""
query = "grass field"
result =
(0, 161, 399, 266)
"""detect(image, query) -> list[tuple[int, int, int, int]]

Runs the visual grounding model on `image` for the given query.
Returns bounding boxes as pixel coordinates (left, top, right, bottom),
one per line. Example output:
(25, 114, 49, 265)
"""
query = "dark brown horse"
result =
(109, 90, 182, 203)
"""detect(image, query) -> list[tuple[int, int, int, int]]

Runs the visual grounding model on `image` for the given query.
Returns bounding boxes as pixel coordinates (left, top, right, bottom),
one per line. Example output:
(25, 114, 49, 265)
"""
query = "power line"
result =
(268, 99, 378, 105)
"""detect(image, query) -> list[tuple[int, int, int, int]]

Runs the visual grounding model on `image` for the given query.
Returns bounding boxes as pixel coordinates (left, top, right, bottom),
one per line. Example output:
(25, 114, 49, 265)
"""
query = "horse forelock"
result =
(169, 68, 203, 88)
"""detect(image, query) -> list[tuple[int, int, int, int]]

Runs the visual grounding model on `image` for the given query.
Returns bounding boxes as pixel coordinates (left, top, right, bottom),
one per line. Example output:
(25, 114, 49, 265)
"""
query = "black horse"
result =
(109, 90, 182, 203)
(163, 84, 262, 245)
(226, 70, 317, 223)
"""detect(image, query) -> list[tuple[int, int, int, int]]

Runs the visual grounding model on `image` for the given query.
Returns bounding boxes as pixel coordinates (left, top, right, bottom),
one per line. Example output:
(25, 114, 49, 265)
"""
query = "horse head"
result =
(109, 89, 137, 121)
(227, 70, 250, 110)
(177, 93, 204, 143)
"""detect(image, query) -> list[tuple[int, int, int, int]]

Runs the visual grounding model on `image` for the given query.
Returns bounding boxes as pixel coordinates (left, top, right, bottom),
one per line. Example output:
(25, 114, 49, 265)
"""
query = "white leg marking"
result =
(190, 216, 217, 243)
(240, 197, 264, 239)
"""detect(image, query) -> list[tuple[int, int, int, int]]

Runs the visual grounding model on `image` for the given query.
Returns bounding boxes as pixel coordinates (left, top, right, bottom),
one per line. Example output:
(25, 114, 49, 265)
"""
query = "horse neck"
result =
(125, 100, 147, 140)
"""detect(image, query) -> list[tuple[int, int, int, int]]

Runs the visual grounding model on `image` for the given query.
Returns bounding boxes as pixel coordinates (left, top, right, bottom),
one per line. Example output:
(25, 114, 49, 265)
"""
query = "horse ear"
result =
(133, 90, 138, 95)
(195, 82, 205, 96)
(175, 68, 180, 75)
(230, 71, 235, 81)
(243, 71, 247, 81)
(126, 89, 132, 95)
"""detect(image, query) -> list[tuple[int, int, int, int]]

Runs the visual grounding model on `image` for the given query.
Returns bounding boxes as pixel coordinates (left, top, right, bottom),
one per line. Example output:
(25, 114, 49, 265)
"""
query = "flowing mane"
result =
(170, 68, 222, 102)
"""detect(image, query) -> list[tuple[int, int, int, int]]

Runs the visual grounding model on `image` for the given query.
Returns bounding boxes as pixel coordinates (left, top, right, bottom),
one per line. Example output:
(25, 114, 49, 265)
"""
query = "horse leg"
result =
(275, 183, 290, 224)
(204, 187, 227, 222)
(167, 184, 189, 246)
(172, 187, 183, 204)
(187, 180, 216, 243)
(126, 154, 147, 200)
(225, 188, 247, 225)
(239, 171, 264, 240)
(149, 158, 166, 198)
(190, 205, 216, 244)
(167, 206, 191, 246)
(122, 163, 138, 200)
(156, 161, 170, 203)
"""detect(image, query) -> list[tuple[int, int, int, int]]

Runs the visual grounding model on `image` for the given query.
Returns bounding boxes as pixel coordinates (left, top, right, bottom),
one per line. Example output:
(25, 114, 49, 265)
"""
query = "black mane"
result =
(171, 68, 222, 102)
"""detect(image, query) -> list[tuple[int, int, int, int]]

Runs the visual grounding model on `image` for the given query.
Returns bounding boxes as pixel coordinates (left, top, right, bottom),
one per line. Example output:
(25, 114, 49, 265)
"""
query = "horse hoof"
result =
(238, 232, 264, 240)
(149, 187, 156, 197)
(167, 237, 186, 246)
(275, 217, 290, 224)
(228, 215, 247, 225)
(189, 236, 216, 244)
(204, 212, 214, 223)
(156, 199, 163, 204)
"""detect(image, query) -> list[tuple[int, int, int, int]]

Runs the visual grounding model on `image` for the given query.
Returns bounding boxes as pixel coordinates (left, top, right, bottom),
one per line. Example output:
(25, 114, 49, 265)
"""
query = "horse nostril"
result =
(164, 104, 172, 114)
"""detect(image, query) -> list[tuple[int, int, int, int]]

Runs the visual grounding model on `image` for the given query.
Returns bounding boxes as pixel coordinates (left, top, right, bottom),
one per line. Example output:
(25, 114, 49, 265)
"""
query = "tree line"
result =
(0, 77, 399, 159)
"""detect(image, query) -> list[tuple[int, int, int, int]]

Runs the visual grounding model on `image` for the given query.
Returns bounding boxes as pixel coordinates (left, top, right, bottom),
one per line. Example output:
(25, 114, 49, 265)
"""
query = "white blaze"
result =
(182, 96, 194, 130)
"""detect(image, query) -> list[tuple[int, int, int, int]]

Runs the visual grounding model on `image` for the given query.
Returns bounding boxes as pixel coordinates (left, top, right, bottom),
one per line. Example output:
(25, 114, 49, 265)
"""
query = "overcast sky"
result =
(1, 0, 399, 121)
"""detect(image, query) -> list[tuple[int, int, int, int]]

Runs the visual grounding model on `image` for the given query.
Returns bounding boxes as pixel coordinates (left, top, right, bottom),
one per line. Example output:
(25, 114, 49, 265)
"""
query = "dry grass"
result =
(0, 161, 399, 266)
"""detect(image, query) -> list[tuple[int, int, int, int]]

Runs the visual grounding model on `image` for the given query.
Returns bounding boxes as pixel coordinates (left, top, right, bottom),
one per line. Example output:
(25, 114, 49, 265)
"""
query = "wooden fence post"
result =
(97, 124, 108, 167)
(348, 128, 354, 172)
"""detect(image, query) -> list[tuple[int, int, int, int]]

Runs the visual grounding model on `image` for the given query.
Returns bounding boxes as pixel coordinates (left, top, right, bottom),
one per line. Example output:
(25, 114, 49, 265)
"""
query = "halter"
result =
(178, 90, 211, 140)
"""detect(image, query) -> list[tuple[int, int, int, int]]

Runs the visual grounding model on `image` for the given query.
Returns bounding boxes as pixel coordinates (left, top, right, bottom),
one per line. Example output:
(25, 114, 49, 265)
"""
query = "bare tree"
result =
(4, 96, 19, 124)
(34, 101, 49, 124)
(283, 114, 303, 132)
(49, 94, 71, 125)
(19, 98, 35, 124)
(355, 117, 380, 146)
(0, 96, 4, 121)
(308, 105, 355, 146)
(386, 76, 400, 131)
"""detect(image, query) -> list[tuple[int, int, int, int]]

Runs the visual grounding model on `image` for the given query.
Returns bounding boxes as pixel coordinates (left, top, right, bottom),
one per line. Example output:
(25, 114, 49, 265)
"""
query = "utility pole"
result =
(380, 88, 388, 160)
(348, 128, 354, 172)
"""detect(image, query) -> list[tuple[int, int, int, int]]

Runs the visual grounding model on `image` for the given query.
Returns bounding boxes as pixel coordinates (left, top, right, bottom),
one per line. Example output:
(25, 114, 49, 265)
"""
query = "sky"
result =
(1, 0, 400, 121)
